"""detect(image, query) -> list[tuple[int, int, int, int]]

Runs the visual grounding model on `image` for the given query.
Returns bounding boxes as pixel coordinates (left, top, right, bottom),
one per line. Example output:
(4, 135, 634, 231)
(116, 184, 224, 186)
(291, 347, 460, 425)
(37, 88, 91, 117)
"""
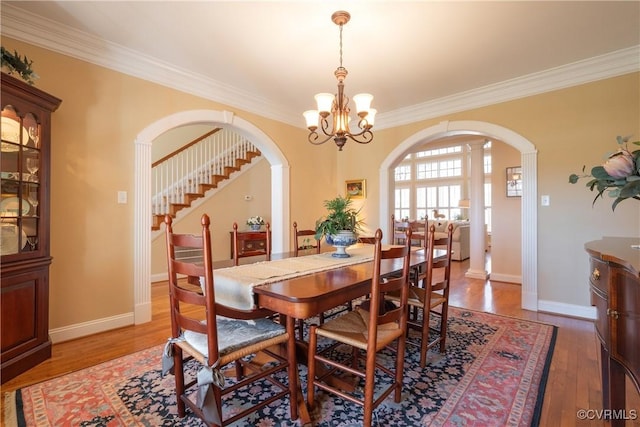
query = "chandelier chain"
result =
(339, 24, 343, 69)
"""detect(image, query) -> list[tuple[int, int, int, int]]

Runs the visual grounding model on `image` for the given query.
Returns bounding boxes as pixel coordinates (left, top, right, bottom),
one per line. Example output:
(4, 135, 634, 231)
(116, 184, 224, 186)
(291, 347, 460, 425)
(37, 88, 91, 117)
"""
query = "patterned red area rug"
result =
(3, 308, 556, 426)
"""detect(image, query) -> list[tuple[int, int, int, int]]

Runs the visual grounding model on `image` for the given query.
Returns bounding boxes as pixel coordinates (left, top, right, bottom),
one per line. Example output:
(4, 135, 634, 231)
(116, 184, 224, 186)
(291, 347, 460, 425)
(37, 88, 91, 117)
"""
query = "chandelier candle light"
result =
(303, 11, 376, 151)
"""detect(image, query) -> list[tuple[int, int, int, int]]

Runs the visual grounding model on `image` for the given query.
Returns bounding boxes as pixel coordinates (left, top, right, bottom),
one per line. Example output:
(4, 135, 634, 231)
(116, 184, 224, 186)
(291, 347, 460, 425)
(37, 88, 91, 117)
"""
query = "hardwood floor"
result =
(2, 256, 639, 426)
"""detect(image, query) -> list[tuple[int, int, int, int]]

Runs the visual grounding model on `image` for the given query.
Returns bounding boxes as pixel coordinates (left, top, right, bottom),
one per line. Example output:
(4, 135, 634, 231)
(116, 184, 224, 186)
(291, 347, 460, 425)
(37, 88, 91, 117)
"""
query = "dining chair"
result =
(390, 214, 412, 245)
(292, 221, 353, 340)
(232, 221, 271, 266)
(163, 214, 298, 426)
(410, 217, 427, 247)
(387, 223, 454, 368)
(292, 221, 320, 257)
(307, 228, 413, 427)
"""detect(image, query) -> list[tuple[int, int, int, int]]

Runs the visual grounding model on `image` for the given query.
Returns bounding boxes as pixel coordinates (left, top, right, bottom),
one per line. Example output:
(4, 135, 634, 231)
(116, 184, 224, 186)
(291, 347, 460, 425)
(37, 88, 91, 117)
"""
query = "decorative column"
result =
(465, 140, 489, 280)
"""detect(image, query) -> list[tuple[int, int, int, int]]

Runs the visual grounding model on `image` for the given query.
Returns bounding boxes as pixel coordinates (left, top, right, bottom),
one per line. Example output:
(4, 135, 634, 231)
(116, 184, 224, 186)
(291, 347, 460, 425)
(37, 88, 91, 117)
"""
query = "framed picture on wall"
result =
(345, 179, 366, 199)
(506, 166, 522, 197)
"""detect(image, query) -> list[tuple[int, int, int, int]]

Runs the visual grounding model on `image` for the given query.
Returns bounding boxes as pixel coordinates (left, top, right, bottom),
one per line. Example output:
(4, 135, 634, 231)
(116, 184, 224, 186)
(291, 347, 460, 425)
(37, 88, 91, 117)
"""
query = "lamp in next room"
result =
(303, 11, 376, 151)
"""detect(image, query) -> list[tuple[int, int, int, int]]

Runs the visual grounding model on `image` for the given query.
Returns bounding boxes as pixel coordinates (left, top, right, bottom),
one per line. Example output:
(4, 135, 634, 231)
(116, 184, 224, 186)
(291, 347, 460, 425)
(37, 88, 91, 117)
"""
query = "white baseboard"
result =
(151, 272, 168, 283)
(489, 273, 522, 284)
(49, 312, 134, 344)
(537, 299, 597, 320)
(465, 269, 489, 280)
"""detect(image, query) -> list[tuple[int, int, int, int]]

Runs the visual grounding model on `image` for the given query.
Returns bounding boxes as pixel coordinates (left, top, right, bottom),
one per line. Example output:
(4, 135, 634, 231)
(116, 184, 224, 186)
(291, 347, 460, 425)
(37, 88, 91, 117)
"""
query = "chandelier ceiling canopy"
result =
(303, 11, 376, 151)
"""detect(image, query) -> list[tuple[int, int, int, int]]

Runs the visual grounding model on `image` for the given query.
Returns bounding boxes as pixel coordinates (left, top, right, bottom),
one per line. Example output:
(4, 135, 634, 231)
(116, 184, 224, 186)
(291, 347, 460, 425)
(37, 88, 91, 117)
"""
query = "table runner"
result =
(211, 244, 378, 310)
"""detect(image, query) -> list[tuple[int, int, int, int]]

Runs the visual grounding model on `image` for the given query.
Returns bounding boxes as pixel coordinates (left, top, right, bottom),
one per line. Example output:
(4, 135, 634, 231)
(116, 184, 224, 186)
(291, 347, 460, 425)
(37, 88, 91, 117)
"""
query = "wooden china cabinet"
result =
(0, 73, 61, 383)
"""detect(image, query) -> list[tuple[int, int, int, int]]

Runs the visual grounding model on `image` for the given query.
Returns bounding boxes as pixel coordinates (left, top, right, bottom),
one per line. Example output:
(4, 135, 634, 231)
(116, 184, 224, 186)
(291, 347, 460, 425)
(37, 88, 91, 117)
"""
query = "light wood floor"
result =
(2, 257, 639, 426)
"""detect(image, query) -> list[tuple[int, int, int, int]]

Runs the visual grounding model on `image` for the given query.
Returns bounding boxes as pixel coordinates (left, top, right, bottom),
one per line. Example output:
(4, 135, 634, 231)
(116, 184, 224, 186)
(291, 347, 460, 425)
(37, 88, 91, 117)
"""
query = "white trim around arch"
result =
(379, 120, 538, 311)
(133, 110, 290, 324)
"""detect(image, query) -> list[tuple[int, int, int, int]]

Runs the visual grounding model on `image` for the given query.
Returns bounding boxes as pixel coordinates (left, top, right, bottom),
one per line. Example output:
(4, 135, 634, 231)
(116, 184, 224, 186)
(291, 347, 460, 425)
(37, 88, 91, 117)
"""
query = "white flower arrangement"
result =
(246, 216, 265, 226)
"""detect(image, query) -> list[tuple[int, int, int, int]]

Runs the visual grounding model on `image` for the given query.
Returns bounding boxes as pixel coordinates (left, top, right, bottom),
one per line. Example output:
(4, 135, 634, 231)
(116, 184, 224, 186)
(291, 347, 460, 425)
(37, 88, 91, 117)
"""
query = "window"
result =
(392, 142, 491, 225)
(394, 187, 410, 220)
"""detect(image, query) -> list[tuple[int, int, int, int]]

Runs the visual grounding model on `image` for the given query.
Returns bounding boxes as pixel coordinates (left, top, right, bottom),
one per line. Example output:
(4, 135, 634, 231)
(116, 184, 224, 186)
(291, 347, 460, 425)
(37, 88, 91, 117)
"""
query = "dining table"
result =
(209, 242, 445, 424)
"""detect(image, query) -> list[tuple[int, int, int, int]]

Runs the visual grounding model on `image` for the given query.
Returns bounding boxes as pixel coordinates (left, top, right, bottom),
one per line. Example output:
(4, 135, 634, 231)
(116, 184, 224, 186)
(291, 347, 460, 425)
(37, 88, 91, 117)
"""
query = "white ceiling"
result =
(2, 1, 639, 129)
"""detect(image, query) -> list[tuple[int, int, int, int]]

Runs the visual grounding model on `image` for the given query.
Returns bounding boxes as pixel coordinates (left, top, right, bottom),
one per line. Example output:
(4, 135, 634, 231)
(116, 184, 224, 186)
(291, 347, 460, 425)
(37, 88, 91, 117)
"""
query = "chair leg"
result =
(363, 348, 377, 427)
(439, 302, 449, 353)
(173, 347, 186, 418)
(394, 334, 407, 403)
(307, 325, 318, 409)
(419, 303, 431, 368)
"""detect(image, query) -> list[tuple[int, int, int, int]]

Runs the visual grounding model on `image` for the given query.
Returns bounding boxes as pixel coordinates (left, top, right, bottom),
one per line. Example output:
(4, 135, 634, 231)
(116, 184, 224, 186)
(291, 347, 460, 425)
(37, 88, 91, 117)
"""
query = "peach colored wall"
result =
(3, 37, 638, 336)
(490, 141, 522, 281)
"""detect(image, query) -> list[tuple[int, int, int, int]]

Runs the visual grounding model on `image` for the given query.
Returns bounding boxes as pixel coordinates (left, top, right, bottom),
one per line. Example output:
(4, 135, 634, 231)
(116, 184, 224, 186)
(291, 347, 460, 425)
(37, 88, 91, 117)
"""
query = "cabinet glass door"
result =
(1, 106, 41, 255)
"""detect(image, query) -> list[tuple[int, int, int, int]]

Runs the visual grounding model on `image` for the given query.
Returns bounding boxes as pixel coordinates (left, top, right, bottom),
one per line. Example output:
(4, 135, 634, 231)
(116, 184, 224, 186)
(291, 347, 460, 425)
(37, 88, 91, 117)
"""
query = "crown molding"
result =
(3, 4, 639, 131)
(376, 46, 640, 130)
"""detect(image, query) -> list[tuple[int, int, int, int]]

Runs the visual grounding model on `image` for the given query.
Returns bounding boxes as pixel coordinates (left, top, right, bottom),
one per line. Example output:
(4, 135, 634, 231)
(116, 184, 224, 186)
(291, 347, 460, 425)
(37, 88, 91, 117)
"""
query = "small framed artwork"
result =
(345, 179, 366, 199)
(506, 166, 522, 197)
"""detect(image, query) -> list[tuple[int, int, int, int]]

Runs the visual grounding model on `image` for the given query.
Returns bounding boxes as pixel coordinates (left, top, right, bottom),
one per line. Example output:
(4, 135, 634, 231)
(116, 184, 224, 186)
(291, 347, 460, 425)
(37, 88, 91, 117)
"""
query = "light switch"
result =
(118, 191, 127, 204)
(541, 195, 550, 206)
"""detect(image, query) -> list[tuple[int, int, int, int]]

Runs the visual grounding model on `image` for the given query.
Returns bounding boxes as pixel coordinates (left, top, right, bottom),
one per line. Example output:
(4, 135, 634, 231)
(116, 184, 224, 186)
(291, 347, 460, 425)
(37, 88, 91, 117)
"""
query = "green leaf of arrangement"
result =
(619, 180, 640, 199)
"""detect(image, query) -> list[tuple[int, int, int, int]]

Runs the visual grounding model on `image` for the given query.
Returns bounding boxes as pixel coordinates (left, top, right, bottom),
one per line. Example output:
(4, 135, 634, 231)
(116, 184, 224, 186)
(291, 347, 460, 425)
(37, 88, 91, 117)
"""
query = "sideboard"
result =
(229, 230, 268, 259)
(586, 237, 640, 426)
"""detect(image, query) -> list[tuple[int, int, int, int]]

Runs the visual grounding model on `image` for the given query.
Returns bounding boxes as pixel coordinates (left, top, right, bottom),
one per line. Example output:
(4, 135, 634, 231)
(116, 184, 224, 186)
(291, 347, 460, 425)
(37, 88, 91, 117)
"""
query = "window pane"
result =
(395, 165, 411, 181)
(394, 188, 410, 219)
(484, 155, 492, 174)
(416, 161, 437, 179)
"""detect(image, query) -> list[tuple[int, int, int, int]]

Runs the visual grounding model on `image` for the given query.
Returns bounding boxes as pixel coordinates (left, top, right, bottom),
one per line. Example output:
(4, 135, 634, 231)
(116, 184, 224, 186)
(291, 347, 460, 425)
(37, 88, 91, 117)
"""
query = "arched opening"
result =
(133, 110, 290, 323)
(379, 120, 538, 311)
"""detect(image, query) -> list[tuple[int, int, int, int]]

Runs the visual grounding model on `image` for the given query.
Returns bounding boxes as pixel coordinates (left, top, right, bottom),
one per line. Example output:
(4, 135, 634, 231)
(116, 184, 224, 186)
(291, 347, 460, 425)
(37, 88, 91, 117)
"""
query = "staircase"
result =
(151, 128, 261, 230)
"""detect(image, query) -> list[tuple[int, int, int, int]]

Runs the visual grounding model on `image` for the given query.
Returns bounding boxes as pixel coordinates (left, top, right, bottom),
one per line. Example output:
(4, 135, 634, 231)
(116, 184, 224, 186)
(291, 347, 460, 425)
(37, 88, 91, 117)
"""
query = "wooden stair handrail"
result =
(151, 128, 221, 168)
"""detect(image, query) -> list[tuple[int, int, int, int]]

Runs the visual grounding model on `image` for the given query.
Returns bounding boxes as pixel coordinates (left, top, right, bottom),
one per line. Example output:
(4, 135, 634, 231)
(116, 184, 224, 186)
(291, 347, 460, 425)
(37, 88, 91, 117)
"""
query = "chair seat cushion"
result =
(315, 308, 402, 351)
(184, 316, 286, 358)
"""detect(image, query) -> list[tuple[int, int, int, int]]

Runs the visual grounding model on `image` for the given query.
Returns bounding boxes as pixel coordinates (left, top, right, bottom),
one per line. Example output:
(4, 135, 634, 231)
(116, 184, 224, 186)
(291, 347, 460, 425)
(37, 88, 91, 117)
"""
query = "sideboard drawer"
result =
(229, 231, 268, 259)
(589, 257, 609, 294)
(242, 239, 266, 253)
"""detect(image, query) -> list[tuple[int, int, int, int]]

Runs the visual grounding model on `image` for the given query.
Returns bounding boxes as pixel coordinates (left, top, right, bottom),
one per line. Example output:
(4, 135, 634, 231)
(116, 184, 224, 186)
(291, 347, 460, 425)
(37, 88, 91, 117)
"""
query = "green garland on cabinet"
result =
(1, 47, 38, 85)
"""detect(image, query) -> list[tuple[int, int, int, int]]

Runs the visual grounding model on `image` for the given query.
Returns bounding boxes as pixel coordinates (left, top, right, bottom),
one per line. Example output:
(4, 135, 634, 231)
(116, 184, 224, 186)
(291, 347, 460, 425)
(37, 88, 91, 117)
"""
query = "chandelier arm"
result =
(307, 131, 336, 146)
(318, 117, 334, 137)
(345, 130, 374, 145)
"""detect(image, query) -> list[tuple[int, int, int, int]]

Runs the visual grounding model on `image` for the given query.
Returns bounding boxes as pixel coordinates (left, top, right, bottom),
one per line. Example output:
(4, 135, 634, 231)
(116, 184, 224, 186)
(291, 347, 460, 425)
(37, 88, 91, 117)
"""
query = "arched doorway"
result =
(133, 110, 290, 323)
(379, 120, 538, 311)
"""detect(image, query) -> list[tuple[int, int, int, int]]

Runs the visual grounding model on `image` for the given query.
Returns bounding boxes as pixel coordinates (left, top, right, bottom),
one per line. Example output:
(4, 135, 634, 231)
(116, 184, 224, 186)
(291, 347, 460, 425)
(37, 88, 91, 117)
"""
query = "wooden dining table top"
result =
(252, 246, 443, 319)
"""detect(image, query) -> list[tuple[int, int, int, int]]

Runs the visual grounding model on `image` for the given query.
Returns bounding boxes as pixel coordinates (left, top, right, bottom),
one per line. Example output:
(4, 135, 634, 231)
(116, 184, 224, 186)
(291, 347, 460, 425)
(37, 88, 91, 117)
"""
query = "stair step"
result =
(184, 192, 204, 203)
(211, 175, 226, 185)
(170, 203, 189, 216)
(224, 165, 240, 175)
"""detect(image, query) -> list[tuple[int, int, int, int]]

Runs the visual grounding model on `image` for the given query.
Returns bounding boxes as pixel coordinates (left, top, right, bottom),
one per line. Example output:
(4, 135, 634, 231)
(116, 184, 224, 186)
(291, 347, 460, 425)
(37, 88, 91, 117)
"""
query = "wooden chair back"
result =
(165, 214, 219, 366)
(293, 221, 320, 257)
(368, 228, 413, 333)
(232, 221, 271, 266)
(390, 214, 412, 245)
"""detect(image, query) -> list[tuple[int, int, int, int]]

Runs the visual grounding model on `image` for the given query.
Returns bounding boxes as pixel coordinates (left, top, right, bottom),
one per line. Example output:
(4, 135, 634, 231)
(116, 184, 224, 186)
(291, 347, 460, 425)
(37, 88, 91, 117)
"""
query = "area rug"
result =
(3, 308, 556, 426)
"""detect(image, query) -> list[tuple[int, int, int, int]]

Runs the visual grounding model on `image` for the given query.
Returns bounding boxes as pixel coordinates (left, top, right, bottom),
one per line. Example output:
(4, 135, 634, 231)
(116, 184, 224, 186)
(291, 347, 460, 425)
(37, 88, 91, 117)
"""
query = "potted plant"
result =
(315, 195, 363, 258)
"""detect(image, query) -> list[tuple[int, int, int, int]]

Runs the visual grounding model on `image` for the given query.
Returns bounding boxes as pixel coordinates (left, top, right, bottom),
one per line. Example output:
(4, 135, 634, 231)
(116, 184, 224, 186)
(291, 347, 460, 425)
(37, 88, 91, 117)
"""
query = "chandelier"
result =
(303, 11, 376, 151)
